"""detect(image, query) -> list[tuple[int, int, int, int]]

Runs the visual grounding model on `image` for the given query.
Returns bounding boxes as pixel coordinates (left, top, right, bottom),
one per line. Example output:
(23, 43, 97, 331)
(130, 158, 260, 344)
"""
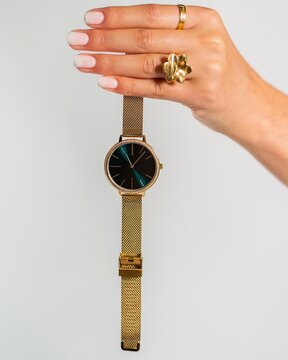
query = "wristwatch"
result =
(104, 95, 163, 351)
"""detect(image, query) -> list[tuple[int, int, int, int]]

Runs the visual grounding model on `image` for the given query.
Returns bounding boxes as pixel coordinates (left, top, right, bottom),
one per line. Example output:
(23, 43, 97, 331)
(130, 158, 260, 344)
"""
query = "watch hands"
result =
(131, 151, 146, 168)
(120, 147, 133, 167)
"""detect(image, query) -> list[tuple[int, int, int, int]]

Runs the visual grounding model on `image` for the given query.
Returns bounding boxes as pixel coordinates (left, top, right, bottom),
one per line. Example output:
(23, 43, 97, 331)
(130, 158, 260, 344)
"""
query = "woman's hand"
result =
(67, 4, 288, 185)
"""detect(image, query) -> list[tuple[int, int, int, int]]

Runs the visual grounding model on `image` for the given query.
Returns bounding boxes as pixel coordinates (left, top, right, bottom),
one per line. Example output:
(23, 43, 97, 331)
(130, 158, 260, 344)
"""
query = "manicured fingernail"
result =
(74, 55, 96, 68)
(67, 31, 89, 46)
(85, 11, 104, 25)
(98, 77, 118, 89)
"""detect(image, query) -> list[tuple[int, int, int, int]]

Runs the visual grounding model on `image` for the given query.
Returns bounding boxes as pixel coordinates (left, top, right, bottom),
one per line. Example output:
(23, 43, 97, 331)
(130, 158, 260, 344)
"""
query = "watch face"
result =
(107, 142, 157, 191)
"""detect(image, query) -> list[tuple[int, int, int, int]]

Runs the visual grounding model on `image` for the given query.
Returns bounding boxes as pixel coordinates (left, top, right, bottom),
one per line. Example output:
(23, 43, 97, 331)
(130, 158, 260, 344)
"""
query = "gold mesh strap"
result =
(122, 96, 143, 136)
(120, 195, 142, 351)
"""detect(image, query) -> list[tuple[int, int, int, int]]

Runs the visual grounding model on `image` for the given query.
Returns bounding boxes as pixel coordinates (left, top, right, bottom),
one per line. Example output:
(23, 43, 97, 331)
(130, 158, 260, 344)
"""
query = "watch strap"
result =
(122, 96, 143, 137)
(119, 194, 142, 351)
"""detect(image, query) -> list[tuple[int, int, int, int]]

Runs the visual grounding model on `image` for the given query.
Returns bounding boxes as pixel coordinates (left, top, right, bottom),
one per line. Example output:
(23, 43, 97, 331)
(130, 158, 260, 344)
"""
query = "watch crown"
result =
(160, 163, 163, 170)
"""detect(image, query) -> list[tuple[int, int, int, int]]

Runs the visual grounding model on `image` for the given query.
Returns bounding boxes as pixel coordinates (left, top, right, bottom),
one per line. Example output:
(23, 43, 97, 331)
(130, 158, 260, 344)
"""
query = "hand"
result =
(131, 150, 146, 168)
(67, 4, 288, 185)
(66, 4, 268, 135)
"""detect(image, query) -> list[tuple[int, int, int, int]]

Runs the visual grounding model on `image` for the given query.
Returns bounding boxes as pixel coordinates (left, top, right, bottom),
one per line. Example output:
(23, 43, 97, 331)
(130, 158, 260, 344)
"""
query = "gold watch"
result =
(104, 95, 163, 351)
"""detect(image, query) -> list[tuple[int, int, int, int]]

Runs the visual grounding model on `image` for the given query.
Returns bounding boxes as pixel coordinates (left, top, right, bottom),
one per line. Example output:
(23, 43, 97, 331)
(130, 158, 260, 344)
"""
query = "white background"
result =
(0, 0, 288, 359)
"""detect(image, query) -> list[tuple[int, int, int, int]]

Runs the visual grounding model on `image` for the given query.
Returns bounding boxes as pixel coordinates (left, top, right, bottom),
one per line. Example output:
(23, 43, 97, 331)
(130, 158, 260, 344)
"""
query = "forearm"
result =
(224, 76, 288, 186)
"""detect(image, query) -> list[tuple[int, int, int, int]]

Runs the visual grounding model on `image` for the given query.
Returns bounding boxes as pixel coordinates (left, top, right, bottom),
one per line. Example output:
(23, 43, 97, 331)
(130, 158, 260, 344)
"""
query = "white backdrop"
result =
(0, 0, 288, 359)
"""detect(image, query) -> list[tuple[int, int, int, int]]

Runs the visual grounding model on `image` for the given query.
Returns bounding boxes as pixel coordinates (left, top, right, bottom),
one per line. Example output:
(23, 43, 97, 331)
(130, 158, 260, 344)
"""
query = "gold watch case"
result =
(104, 136, 163, 196)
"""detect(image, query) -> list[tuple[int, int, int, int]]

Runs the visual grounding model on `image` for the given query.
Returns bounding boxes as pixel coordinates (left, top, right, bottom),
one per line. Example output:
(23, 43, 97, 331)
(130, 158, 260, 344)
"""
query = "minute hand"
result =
(120, 147, 133, 167)
(132, 151, 146, 168)
(124, 153, 133, 167)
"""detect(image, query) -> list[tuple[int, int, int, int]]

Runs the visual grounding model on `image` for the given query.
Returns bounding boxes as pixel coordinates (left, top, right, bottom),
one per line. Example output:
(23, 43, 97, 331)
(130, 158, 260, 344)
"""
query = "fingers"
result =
(97, 75, 192, 104)
(67, 28, 194, 54)
(83, 4, 208, 30)
(73, 53, 194, 80)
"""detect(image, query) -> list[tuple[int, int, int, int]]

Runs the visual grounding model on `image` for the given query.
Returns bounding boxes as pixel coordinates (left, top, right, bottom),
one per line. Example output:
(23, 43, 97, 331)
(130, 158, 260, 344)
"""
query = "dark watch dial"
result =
(108, 142, 157, 190)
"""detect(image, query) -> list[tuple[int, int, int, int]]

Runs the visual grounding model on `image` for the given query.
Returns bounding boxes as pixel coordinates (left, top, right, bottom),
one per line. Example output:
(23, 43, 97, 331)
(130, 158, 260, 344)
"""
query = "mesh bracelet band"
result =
(119, 96, 144, 351)
(122, 96, 143, 137)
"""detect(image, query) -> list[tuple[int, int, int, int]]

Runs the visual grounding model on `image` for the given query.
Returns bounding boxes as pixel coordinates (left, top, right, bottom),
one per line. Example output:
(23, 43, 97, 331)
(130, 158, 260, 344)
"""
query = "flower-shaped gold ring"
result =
(161, 53, 192, 84)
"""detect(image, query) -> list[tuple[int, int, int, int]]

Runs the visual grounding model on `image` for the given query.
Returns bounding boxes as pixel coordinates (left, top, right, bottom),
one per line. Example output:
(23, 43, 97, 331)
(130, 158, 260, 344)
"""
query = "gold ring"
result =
(161, 53, 192, 84)
(176, 4, 186, 30)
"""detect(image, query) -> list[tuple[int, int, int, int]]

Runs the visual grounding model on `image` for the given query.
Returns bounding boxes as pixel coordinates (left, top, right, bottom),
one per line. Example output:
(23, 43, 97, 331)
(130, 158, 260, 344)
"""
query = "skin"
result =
(67, 4, 288, 186)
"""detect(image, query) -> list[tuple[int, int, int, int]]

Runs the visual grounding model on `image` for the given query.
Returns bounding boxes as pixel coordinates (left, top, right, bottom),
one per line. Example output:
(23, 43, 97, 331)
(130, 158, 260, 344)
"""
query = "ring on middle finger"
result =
(161, 53, 193, 83)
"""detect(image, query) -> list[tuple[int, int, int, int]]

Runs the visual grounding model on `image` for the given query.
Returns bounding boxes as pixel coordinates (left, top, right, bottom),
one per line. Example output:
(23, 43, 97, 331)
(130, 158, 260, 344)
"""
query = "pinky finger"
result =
(97, 75, 191, 103)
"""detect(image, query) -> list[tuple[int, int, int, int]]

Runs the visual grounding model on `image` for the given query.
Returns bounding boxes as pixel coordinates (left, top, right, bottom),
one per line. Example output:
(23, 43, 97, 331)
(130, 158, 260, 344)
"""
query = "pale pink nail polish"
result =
(98, 77, 118, 89)
(67, 32, 89, 46)
(85, 11, 104, 25)
(74, 55, 96, 68)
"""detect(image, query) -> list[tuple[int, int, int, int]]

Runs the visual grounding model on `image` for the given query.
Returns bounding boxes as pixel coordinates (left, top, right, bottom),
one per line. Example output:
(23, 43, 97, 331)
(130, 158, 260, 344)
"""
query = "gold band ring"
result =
(176, 4, 186, 30)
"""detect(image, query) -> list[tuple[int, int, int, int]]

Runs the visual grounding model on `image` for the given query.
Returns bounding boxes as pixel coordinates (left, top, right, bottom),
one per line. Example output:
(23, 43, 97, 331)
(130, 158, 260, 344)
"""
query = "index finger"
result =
(84, 4, 208, 30)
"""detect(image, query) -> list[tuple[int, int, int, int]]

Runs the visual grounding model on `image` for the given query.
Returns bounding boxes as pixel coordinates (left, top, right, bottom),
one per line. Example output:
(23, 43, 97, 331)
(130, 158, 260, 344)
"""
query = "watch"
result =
(104, 95, 163, 351)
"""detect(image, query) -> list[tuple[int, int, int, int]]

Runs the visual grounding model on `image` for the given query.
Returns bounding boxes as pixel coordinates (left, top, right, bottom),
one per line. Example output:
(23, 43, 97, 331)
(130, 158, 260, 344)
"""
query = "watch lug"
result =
(119, 191, 145, 197)
(119, 134, 146, 142)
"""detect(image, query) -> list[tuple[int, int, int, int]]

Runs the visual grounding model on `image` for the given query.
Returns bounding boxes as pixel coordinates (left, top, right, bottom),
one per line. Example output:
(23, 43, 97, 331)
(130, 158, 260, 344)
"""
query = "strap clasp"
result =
(119, 253, 143, 277)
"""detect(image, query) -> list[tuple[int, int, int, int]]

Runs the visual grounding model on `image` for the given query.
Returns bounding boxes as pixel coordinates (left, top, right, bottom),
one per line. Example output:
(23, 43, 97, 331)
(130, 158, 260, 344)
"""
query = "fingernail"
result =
(74, 55, 96, 68)
(85, 11, 104, 25)
(67, 31, 89, 46)
(98, 77, 118, 89)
